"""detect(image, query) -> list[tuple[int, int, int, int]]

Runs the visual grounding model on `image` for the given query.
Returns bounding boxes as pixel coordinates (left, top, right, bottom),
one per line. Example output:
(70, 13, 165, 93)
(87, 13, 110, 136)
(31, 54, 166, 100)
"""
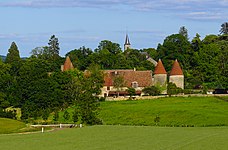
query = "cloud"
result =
(0, 0, 227, 21)
(0, 0, 226, 9)
(183, 12, 222, 21)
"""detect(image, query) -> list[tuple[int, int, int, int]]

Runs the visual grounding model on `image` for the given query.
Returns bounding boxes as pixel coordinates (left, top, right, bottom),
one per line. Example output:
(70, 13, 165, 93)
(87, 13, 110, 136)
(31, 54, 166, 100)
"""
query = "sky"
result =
(0, 0, 227, 57)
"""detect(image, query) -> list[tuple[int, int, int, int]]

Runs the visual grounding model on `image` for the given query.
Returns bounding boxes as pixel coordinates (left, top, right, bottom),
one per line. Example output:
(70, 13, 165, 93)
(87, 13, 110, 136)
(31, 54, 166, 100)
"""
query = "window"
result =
(132, 82, 138, 88)
(107, 86, 110, 90)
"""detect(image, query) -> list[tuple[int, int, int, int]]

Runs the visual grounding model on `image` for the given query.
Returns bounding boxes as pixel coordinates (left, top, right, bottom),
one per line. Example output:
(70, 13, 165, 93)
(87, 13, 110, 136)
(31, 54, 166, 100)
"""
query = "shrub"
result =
(167, 82, 183, 96)
(63, 110, 70, 121)
(142, 86, 161, 96)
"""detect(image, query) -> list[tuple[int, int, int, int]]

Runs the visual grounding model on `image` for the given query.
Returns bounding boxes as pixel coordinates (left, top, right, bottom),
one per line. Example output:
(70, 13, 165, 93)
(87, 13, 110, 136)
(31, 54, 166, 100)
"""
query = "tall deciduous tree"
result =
(66, 46, 93, 70)
(157, 34, 192, 71)
(220, 22, 228, 35)
(67, 67, 103, 125)
(95, 40, 122, 55)
(113, 74, 125, 97)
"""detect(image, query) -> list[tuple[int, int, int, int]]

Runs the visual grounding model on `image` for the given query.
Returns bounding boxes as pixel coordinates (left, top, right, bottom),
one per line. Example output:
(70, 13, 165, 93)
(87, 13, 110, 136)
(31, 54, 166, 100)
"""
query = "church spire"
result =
(124, 34, 131, 51)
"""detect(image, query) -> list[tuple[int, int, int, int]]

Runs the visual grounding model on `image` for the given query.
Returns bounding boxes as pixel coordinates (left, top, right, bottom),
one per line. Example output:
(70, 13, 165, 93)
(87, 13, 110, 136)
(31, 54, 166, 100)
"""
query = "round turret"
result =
(169, 59, 184, 89)
(154, 59, 167, 86)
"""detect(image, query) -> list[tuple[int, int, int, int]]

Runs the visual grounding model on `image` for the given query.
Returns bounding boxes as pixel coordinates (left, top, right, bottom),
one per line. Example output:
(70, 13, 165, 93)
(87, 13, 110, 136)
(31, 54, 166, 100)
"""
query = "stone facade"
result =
(169, 75, 184, 89)
(100, 59, 184, 97)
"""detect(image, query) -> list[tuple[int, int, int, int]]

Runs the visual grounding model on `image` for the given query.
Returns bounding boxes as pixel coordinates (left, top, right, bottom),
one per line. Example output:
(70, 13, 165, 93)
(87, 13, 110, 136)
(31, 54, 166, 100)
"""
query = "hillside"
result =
(99, 96, 228, 127)
(0, 118, 26, 134)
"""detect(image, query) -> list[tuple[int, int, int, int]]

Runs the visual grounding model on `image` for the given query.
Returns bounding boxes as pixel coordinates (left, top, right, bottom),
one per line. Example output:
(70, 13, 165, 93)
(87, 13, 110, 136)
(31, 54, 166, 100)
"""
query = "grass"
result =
(0, 125, 228, 150)
(99, 96, 228, 126)
(0, 118, 26, 134)
(0, 118, 43, 134)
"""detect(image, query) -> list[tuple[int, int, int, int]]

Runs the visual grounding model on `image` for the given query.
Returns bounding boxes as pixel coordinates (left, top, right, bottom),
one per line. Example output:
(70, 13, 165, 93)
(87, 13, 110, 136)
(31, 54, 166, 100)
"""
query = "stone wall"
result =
(154, 74, 167, 86)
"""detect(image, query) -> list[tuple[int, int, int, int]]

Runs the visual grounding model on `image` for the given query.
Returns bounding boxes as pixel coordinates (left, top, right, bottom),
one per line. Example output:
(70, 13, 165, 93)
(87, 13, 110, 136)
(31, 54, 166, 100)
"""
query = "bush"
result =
(63, 110, 70, 121)
(142, 86, 161, 96)
(167, 82, 183, 96)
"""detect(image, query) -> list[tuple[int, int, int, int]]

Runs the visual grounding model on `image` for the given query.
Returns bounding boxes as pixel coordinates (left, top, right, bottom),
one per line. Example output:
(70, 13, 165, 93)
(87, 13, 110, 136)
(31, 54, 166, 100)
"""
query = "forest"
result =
(0, 23, 227, 124)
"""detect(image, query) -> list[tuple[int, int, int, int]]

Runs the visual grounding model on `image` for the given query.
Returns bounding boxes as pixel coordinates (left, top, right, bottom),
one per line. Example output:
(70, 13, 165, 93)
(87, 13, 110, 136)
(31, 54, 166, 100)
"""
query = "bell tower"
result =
(124, 34, 131, 51)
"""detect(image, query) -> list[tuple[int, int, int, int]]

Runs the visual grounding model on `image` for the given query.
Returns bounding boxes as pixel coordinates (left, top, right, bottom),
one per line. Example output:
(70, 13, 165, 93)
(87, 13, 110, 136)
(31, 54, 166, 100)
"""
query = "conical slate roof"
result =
(170, 59, 183, 75)
(154, 59, 167, 74)
(63, 56, 74, 71)
(125, 34, 130, 45)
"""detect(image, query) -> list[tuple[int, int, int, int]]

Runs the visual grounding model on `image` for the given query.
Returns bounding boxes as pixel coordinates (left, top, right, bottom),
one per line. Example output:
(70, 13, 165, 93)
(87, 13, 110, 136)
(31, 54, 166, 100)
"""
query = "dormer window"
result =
(132, 81, 138, 88)
(107, 86, 110, 91)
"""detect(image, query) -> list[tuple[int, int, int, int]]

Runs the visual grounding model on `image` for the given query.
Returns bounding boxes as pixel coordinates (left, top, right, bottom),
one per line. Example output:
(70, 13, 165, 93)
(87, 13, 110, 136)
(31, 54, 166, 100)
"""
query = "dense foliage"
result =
(0, 24, 227, 124)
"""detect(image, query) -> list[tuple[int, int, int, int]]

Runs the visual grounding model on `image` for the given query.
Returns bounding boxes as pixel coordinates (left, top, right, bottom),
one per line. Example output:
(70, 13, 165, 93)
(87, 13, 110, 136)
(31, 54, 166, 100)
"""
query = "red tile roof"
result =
(63, 56, 74, 71)
(154, 59, 167, 74)
(170, 59, 183, 75)
(104, 70, 153, 87)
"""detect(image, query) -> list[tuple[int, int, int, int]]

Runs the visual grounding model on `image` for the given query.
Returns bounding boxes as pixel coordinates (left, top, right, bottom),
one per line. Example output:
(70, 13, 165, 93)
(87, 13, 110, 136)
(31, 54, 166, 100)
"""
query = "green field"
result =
(0, 125, 228, 150)
(99, 96, 228, 126)
(0, 118, 26, 134)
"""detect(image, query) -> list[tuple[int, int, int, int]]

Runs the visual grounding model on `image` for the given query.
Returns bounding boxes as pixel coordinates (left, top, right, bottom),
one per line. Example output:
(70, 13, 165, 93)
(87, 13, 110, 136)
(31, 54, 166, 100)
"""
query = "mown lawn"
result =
(0, 125, 228, 150)
(99, 96, 228, 126)
(0, 118, 25, 134)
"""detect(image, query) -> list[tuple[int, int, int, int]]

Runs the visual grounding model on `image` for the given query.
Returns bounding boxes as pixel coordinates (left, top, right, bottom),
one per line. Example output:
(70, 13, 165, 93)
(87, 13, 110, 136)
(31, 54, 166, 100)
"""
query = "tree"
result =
(156, 34, 193, 71)
(48, 35, 60, 59)
(63, 110, 70, 121)
(5, 42, 20, 64)
(53, 110, 59, 122)
(179, 26, 188, 39)
(66, 67, 103, 125)
(113, 74, 125, 97)
(127, 87, 136, 99)
(66, 46, 93, 70)
(167, 82, 183, 96)
(72, 108, 80, 123)
(30, 46, 50, 59)
(42, 109, 50, 122)
(220, 22, 228, 35)
(5, 42, 21, 76)
(191, 33, 201, 52)
(95, 40, 122, 55)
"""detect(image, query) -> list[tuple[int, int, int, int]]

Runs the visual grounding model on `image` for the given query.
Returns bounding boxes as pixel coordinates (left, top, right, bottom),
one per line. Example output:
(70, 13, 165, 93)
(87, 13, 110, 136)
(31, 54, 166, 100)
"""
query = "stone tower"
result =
(169, 59, 184, 89)
(154, 59, 167, 87)
(124, 34, 131, 51)
(61, 56, 74, 71)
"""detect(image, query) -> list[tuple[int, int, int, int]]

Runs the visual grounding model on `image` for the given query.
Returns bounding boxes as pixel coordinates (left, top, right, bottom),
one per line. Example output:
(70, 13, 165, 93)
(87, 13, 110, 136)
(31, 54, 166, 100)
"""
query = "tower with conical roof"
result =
(124, 34, 131, 51)
(61, 56, 74, 71)
(153, 59, 167, 87)
(169, 59, 184, 89)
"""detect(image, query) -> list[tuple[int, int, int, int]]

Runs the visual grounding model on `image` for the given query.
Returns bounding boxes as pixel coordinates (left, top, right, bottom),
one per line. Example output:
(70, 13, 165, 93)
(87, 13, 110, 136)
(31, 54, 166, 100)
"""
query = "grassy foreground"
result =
(0, 118, 25, 134)
(99, 96, 228, 126)
(0, 125, 228, 150)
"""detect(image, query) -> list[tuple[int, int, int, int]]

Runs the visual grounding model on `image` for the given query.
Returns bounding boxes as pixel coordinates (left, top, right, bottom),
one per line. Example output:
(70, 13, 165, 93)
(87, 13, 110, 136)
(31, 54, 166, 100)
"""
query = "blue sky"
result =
(0, 0, 227, 57)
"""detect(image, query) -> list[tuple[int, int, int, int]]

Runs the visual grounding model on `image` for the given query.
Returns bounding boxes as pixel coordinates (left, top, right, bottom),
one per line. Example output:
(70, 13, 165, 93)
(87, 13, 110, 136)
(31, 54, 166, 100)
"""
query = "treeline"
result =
(0, 36, 104, 124)
(0, 24, 227, 123)
(65, 33, 227, 89)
